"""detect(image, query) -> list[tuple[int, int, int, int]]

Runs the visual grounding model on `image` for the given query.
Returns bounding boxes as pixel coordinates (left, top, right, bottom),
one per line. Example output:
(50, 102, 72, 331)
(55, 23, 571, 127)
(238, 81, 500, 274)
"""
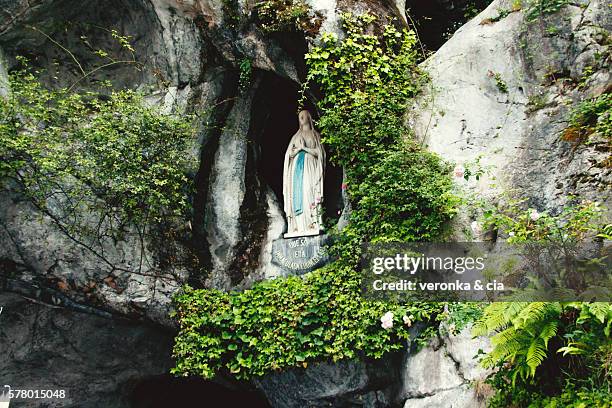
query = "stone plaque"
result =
(271, 235, 330, 274)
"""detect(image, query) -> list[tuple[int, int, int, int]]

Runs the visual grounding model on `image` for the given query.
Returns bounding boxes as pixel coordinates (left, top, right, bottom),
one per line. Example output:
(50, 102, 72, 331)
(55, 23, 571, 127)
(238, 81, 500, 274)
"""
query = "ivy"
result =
(172, 266, 442, 379)
(305, 13, 458, 245)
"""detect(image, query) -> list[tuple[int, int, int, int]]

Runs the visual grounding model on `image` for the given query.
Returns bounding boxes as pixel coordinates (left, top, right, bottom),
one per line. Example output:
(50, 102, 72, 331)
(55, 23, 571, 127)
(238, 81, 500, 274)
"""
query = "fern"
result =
(588, 302, 611, 324)
(473, 302, 562, 379)
(526, 337, 546, 376)
(474, 301, 611, 383)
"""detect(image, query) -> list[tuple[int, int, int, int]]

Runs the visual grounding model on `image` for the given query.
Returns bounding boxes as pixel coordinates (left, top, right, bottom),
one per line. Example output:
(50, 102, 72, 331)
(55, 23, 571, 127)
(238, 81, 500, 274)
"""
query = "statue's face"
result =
(298, 111, 309, 127)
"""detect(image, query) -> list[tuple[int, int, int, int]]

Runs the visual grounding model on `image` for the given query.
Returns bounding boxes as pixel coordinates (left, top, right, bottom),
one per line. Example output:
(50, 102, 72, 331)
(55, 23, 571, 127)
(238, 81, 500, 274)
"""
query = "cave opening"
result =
(250, 72, 344, 225)
(126, 375, 271, 408)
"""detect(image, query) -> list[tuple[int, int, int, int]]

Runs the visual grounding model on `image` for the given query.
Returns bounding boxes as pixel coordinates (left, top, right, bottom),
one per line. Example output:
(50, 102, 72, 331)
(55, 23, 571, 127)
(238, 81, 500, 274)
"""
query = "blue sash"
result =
(293, 150, 305, 216)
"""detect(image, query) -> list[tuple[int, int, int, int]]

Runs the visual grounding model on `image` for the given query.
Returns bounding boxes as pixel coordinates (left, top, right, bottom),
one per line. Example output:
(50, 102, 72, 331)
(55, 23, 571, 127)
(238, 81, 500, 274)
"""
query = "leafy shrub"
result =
(489, 71, 509, 93)
(482, 198, 606, 244)
(525, 0, 570, 21)
(564, 93, 612, 141)
(253, 0, 322, 35)
(0, 60, 195, 250)
(305, 13, 457, 245)
(350, 142, 457, 242)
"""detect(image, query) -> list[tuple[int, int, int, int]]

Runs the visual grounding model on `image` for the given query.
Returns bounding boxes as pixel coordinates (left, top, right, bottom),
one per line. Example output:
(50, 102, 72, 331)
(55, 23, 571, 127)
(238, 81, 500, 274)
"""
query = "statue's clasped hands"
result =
(290, 144, 318, 158)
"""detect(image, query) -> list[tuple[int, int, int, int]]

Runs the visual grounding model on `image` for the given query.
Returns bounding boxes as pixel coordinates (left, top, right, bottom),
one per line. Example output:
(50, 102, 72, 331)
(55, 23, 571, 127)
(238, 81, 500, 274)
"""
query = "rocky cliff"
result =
(0, 0, 609, 407)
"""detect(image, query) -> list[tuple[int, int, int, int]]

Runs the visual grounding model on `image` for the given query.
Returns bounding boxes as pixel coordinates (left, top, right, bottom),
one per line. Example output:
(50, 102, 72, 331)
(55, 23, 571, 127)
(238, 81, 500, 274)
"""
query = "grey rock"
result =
(0, 46, 7, 97)
(403, 386, 483, 408)
(253, 188, 286, 282)
(0, 292, 174, 408)
(400, 341, 464, 398)
(410, 0, 611, 239)
(443, 326, 492, 382)
(255, 357, 399, 408)
(307, 0, 342, 39)
(0, 191, 186, 328)
(399, 324, 492, 406)
(204, 82, 257, 290)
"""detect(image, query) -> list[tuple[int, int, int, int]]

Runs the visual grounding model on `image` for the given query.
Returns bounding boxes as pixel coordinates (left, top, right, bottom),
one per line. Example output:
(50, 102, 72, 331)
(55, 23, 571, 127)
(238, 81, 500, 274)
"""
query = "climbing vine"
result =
(305, 13, 457, 246)
(172, 270, 441, 379)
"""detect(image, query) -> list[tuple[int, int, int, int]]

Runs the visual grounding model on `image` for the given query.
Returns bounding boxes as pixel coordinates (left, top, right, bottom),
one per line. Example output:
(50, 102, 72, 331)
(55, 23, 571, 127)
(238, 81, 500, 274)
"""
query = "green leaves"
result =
(253, 0, 319, 35)
(525, 0, 570, 21)
(172, 269, 442, 379)
(564, 92, 611, 144)
(305, 13, 455, 246)
(0, 63, 196, 249)
(483, 301, 612, 408)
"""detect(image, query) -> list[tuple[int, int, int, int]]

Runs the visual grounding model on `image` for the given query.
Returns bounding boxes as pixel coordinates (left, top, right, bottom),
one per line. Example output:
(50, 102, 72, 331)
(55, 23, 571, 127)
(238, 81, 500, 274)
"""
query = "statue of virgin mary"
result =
(283, 110, 325, 238)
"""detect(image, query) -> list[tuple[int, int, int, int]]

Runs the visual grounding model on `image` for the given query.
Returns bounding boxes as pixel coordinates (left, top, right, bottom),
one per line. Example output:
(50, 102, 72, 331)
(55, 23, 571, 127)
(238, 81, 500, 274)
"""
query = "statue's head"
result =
(298, 110, 312, 129)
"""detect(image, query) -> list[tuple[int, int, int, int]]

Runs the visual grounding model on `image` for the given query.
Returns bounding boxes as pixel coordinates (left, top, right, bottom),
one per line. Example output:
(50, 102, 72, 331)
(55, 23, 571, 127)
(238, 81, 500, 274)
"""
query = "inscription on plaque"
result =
(271, 235, 330, 274)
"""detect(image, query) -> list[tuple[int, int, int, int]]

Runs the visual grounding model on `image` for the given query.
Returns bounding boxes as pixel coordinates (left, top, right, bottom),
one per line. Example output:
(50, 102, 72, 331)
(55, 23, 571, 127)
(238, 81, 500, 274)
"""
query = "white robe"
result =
(283, 113, 325, 237)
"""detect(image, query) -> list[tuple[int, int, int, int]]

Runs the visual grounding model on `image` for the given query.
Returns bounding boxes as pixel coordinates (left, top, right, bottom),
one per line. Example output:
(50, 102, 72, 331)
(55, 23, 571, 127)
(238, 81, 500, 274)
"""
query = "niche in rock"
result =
(250, 72, 344, 226)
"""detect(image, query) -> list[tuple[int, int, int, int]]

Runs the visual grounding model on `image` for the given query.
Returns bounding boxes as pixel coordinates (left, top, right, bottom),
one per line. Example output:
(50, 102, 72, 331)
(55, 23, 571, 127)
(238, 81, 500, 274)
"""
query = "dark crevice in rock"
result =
(188, 68, 239, 288)
(263, 28, 310, 82)
(256, 354, 404, 408)
(251, 71, 309, 202)
(226, 85, 269, 285)
(406, 0, 493, 50)
(0, 292, 176, 407)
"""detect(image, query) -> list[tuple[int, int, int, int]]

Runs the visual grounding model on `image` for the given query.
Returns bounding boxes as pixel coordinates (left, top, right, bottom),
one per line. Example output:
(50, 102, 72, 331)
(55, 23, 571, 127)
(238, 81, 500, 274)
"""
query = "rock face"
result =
(0, 292, 174, 407)
(0, 293, 272, 408)
(0, 0, 386, 405)
(411, 0, 611, 234)
(251, 324, 492, 408)
(0, 0, 356, 321)
(204, 83, 258, 289)
(401, 326, 493, 408)
(255, 356, 401, 408)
